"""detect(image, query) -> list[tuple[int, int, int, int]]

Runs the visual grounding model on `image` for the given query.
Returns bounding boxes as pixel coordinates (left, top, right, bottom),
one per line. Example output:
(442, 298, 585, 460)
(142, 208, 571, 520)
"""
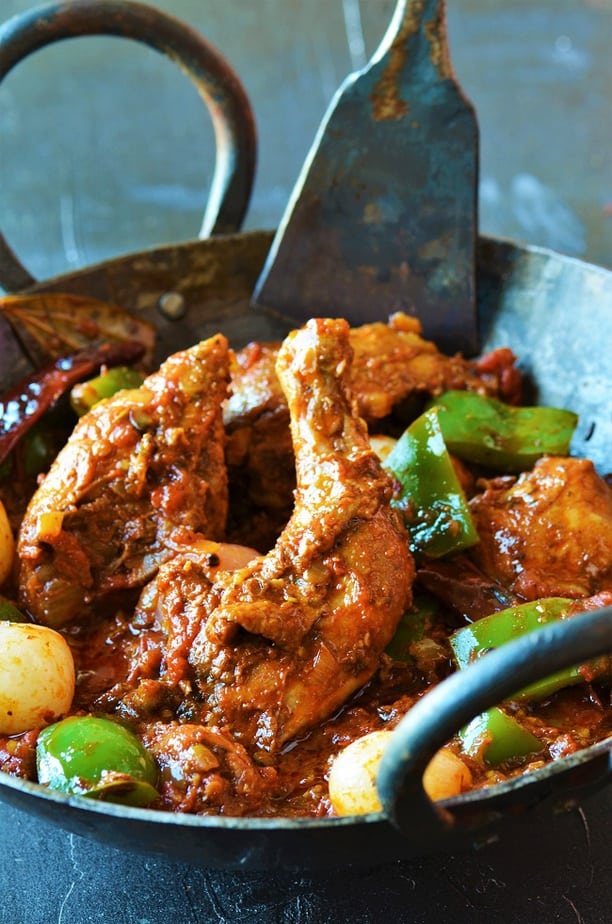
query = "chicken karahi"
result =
(0, 311, 610, 817)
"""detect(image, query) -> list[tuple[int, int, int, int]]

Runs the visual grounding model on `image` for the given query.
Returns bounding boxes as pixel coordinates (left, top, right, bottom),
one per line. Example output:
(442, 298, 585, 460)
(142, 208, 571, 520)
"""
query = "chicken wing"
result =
(18, 335, 230, 627)
(224, 313, 521, 547)
(469, 456, 612, 599)
(143, 318, 414, 755)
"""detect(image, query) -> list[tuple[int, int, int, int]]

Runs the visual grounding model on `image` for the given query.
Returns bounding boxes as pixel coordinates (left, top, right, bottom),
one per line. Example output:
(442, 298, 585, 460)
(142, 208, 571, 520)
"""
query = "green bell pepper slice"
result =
(384, 409, 479, 559)
(70, 366, 144, 416)
(385, 593, 440, 662)
(37, 715, 158, 807)
(0, 596, 28, 622)
(450, 598, 611, 700)
(0, 457, 11, 483)
(460, 707, 542, 766)
(426, 390, 578, 473)
(22, 422, 57, 477)
(0, 421, 56, 482)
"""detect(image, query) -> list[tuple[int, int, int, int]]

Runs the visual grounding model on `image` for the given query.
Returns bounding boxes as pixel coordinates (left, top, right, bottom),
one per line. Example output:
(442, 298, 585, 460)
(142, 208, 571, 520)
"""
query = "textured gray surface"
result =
(0, 0, 610, 288)
(0, 1, 611, 921)
(1, 790, 612, 924)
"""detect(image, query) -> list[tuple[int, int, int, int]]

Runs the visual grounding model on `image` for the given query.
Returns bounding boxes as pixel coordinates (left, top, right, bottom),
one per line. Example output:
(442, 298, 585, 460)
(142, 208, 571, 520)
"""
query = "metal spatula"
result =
(252, 0, 479, 355)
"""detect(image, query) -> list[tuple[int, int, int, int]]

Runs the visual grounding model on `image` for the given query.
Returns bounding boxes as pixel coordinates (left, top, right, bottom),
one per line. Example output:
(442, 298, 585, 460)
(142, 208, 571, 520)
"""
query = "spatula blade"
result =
(252, 0, 479, 356)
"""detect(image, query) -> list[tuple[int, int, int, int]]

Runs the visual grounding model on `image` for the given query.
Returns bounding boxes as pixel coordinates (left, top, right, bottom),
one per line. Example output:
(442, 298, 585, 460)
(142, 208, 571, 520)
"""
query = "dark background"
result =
(1, 1, 611, 921)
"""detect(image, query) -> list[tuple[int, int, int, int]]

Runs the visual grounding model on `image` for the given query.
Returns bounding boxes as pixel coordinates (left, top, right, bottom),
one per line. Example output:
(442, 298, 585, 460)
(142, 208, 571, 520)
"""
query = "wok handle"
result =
(0, 0, 256, 291)
(377, 604, 612, 835)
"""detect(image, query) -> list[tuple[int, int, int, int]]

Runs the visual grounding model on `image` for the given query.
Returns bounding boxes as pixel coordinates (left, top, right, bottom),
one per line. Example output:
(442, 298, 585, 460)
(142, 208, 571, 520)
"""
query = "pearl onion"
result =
(0, 622, 75, 735)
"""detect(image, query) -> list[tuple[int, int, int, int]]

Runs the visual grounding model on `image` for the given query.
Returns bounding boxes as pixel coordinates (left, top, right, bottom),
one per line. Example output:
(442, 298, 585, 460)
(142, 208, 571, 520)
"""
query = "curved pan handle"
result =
(0, 0, 257, 291)
(378, 604, 612, 837)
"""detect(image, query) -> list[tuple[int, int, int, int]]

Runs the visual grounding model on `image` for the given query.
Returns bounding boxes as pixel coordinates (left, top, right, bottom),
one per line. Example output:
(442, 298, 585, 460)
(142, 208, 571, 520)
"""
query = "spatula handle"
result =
(371, 0, 452, 88)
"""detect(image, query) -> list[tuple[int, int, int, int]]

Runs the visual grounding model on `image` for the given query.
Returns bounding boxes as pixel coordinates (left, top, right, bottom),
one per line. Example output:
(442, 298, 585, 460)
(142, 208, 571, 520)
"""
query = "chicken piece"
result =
(224, 340, 296, 516)
(469, 457, 612, 600)
(348, 315, 520, 419)
(141, 722, 275, 815)
(123, 538, 259, 691)
(224, 313, 521, 543)
(143, 318, 414, 755)
(18, 335, 230, 627)
(416, 555, 520, 622)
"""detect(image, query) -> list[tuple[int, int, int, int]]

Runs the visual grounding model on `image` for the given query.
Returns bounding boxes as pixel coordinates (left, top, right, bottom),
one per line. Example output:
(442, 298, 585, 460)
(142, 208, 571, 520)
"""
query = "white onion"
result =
(328, 730, 391, 815)
(328, 730, 474, 816)
(422, 747, 473, 801)
(0, 622, 75, 735)
(369, 435, 398, 463)
(0, 501, 14, 588)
